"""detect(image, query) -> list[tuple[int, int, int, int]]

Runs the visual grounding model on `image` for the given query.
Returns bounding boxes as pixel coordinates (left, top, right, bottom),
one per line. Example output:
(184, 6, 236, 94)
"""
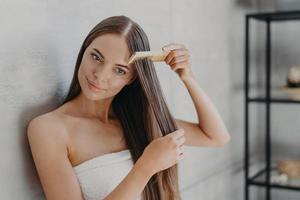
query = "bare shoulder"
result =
(27, 109, 73, 162)
(27, 111, 69, 145)
(27, 111, 84, 199)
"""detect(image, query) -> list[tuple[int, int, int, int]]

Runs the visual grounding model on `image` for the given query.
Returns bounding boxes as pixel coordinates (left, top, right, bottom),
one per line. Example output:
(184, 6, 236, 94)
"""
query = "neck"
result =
(72, 92, 116, 123)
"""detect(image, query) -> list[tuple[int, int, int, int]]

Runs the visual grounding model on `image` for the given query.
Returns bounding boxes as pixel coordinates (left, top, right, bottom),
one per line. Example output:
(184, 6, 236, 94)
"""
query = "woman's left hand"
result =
(162, 43, 193, 81)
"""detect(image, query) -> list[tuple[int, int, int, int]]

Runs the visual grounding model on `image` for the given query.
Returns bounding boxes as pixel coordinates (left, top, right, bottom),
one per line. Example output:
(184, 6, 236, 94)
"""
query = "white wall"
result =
(0, 0, 257, 199)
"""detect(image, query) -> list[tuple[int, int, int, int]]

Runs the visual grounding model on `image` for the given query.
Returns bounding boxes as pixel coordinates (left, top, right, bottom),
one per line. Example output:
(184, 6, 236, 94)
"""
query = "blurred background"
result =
(0, 0, 299, 199)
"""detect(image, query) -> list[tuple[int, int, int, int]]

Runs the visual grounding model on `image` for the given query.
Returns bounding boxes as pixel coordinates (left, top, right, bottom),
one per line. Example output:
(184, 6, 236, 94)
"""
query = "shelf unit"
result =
(244, 10, 300, 200)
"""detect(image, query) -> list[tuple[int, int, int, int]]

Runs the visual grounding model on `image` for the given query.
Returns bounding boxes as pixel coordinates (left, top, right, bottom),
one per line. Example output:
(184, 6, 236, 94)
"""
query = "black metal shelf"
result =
(248, 98, 300, 104)
(247, 10, 300, 21)
(244, 10, 300, 200)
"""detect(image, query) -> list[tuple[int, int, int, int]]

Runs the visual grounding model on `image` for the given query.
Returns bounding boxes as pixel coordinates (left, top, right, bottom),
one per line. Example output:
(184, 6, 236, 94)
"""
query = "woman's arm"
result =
(27, 115, 85, 200)
(163, 43, 230, 147)
(179, 73, 230, 146)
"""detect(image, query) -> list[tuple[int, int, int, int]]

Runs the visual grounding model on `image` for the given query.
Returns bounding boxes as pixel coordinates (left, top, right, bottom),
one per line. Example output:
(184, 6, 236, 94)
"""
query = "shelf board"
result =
(248, 98, 300, 104)
(248, 86, 300, 103)
(248, 168, 300, 191)
(247, 10, 300, 21)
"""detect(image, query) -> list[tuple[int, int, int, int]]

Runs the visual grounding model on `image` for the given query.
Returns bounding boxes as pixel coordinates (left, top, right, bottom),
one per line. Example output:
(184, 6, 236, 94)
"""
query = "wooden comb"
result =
(127, 50, 170, 65)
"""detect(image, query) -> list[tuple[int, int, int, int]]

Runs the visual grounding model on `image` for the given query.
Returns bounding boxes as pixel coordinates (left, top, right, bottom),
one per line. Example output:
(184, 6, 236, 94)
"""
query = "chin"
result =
(84, 87, 114, 101)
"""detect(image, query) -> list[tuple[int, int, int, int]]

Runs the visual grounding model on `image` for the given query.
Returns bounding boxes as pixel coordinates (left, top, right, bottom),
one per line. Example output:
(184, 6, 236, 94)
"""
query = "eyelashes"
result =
(90, 53, 126, 75)
(91, 53, 103, 62)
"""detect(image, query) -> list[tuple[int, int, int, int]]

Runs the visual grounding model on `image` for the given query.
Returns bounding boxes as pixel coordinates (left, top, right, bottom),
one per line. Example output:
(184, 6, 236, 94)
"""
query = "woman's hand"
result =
(137, 129, 186, 176)
(162, 43, 193, 81)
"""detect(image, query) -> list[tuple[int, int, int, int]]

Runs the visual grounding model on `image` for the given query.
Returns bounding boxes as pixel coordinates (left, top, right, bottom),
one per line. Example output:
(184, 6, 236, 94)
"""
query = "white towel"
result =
(73, 149, 142, 200)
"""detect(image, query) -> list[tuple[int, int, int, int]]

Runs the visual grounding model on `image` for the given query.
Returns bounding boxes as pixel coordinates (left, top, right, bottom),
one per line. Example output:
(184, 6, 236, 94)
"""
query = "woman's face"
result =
(78, 33, 136, 100)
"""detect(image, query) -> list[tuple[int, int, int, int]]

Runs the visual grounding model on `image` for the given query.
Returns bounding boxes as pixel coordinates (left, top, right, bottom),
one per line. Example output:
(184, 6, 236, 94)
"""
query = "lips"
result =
(86, 78, 106, 91)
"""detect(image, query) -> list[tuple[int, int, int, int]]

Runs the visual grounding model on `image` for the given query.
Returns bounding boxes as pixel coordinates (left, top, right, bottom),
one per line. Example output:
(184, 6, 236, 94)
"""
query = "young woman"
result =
(27, 15, 230, 200)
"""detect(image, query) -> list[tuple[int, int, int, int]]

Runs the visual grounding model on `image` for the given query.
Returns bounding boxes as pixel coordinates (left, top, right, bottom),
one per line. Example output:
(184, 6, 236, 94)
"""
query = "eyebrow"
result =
(92, 48, 130, 70)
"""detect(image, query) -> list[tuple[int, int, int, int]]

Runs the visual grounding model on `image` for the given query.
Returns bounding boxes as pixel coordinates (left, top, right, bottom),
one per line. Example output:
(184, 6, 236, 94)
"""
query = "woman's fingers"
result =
(162, 43, 185, 51)
(176, 135, 186, 146)
(169, 54, 190, 66)
(173, 129, 185, 139)
(165, 129, 185, 147)
(164, 48, 188, 64)
(178, 146, 184, 155)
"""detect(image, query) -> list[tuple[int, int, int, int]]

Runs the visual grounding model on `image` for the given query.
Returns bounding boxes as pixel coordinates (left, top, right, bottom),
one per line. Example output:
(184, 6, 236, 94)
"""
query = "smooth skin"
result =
(27, 33, 230, 200)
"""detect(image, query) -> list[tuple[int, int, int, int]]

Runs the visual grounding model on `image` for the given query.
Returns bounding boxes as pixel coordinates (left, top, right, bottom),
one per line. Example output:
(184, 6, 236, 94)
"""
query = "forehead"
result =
(88, 34, 132, 64)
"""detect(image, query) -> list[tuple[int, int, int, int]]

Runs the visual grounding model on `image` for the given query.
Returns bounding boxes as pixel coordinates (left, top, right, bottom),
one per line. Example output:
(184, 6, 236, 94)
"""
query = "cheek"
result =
(109, 80, 128, 92)
(78, 65, 86, 79)
(79, 61, 95, 78)
(77, 66, 85, 88)
(78, 63, 93, 86)
(82, 54, 95, 69)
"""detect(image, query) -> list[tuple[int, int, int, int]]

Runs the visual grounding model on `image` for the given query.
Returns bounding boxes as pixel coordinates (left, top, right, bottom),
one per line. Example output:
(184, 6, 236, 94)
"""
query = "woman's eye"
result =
(116, 68, 126, 75)
(91, 53, 103, 63)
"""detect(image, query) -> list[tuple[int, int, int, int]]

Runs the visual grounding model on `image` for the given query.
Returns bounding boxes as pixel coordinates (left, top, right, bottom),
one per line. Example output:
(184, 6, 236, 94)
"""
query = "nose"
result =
(93, 65, 110, 84)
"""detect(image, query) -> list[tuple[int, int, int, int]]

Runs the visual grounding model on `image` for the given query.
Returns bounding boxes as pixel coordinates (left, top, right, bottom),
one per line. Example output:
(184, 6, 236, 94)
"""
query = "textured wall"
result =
(0, 0, 255, 199)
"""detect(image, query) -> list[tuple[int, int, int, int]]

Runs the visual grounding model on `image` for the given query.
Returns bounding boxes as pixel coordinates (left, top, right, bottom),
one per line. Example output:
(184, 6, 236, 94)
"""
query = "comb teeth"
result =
(128, 50, 170, 64)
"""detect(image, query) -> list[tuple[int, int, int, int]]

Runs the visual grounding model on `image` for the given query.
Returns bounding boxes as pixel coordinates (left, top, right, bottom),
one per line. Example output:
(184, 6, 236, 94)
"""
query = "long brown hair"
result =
(62, 15, 181, 200)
